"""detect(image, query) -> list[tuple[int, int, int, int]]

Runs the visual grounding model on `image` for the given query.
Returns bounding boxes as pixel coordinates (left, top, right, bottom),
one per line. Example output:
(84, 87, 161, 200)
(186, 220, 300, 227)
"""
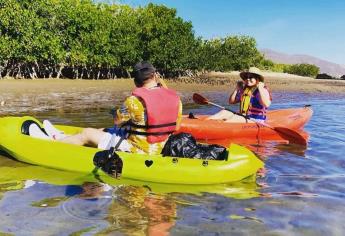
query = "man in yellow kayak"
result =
(207, 67, 271, 123)
(31, 61, 183, 154)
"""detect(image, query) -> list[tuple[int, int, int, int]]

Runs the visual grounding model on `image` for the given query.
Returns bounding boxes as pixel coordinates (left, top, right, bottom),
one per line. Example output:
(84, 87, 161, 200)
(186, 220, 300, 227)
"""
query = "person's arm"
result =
(115, 96, 146, 127)
(228, 81, 243, 104)
(114, 98, 132, 125)
(114, 108, 127, 125)
(155, 72, 168, 88)
(257, 82, 271, 108)
(175, 100, 183, 130)
(157, 77, 168, 89)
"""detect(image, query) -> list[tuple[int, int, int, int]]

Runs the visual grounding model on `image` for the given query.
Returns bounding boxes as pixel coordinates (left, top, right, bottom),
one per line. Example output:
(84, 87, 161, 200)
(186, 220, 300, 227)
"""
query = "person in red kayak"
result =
(32, 61, 182, 154)
(207, 67, 271, 123)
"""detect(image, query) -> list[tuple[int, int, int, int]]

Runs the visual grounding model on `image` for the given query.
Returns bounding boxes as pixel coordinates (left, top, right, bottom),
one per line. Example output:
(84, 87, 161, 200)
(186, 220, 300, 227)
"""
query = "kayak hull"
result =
(0, 116, 263, 185)
(0, 164, 260, 199)
(178, 107, 313, 142)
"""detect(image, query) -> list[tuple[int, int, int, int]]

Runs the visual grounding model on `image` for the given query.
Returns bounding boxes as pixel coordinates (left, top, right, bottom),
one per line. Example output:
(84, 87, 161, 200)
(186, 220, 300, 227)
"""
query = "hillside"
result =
(261, 49, 345, 77)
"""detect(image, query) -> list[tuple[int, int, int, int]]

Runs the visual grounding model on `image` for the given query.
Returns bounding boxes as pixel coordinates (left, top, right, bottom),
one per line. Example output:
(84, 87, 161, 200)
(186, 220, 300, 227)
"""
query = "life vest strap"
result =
(127, 130, 174, 136)
(127, 121, 176, 129)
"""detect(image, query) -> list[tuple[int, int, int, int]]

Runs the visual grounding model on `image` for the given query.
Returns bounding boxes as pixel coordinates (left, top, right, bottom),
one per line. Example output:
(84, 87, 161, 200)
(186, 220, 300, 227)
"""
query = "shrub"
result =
(284, 63, 319, 78)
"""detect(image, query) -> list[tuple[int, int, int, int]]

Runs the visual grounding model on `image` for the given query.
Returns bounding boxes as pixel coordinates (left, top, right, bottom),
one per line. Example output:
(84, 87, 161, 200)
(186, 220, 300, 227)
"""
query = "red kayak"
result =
(177, 106, 313, 145)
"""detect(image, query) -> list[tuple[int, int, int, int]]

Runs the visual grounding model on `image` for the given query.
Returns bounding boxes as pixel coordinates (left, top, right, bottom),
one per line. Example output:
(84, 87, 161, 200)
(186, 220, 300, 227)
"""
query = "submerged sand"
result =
(0, 72, 344, 114)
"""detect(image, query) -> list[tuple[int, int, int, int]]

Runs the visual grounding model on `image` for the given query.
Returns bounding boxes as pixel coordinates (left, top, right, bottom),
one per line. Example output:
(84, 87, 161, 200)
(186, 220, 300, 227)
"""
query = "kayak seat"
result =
(188, 112, 197, 119)
(21, 120, 48, 136)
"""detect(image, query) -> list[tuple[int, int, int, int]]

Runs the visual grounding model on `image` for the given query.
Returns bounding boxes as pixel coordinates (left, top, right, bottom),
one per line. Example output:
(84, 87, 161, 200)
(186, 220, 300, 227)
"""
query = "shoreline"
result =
(1, 74, 345, 114)
(1, 73, 345, 93)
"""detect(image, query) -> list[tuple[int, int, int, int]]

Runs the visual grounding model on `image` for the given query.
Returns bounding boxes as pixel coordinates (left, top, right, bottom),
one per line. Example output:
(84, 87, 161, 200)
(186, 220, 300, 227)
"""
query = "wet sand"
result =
(0, 73, 345, 114)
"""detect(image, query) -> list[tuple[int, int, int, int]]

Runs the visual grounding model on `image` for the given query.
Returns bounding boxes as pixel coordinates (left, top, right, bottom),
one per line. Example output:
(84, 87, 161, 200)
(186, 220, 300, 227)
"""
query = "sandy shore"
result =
(174, 71, 345, 93)
(0, 72, 344, 114)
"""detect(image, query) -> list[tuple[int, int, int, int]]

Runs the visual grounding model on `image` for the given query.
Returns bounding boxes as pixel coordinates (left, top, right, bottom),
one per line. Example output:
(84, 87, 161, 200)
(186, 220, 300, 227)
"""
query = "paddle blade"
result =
(274, 127, 308, 146)
(193, 93, 209, 105)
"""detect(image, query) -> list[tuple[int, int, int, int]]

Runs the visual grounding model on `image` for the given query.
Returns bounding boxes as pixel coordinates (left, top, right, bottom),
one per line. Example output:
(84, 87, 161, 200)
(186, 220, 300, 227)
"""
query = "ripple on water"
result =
(61, 197, 112, 220)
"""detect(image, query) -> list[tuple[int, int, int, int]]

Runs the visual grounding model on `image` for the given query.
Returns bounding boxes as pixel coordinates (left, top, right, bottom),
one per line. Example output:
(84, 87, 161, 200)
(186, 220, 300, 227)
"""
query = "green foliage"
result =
(137, 3, 196, 73)
(259, 59, 274, 70)
(0, 0, 273, 78)
(199, 36, 263, 71)
(268, 63, 290, 73)
(284, 63, 320, 78)
(107, 4, 140, 69)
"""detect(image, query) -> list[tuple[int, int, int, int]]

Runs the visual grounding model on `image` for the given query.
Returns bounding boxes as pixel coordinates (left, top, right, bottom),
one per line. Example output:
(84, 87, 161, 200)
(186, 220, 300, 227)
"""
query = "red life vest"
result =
(131, 86, 180, 143)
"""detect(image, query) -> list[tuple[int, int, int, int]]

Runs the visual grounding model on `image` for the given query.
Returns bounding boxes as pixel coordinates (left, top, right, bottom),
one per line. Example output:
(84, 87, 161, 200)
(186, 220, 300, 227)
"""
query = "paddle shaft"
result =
(208, 101, 226, 110)
(205, 101, 251, 122)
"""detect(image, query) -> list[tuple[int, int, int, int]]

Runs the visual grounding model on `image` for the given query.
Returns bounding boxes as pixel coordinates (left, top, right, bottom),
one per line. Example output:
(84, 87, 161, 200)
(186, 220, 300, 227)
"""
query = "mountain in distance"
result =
(260, 48, 345, 77)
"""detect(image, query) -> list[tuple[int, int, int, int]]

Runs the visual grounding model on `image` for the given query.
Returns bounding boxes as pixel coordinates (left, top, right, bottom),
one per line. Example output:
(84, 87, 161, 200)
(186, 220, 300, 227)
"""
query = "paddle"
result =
(192, 93, 308, 146)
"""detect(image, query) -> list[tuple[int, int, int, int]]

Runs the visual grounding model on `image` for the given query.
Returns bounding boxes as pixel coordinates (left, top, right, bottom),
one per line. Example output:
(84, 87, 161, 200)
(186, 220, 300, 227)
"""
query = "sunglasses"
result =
(245, 77, 258, 81)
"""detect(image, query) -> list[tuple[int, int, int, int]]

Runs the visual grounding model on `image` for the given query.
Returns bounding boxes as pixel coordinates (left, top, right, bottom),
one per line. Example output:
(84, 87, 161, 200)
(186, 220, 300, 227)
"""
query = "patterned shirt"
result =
(116, 95, 182, 155)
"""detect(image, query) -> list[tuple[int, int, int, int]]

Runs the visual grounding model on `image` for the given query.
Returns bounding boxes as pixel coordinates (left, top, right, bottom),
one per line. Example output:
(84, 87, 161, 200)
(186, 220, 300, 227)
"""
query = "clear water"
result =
(1, 91, 345, 235)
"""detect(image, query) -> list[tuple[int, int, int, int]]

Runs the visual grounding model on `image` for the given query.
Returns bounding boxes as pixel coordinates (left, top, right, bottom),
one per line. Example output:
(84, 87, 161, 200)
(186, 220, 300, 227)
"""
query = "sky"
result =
(114, 0, 345, 65)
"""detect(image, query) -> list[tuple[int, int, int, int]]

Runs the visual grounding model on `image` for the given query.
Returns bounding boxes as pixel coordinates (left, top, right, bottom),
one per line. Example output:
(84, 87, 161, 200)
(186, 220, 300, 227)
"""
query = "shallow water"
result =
(1, 91, 345, 235)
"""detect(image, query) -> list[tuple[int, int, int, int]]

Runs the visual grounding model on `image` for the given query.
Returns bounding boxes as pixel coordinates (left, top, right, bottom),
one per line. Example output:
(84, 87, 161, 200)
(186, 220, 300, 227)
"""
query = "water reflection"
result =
(92, 186, 177, 235)
(0, 153, 261, 234)
(62, 183, 113, 221)
(0, 154, 261, 199)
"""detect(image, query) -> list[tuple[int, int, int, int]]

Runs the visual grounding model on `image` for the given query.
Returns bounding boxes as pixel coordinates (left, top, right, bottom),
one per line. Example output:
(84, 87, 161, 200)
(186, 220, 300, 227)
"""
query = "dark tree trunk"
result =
(56, 63, 64, 79)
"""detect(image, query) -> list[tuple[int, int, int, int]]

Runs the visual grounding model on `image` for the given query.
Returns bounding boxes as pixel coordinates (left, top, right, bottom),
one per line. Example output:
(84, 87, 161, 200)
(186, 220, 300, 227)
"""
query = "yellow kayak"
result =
(0, 116, 263, 184)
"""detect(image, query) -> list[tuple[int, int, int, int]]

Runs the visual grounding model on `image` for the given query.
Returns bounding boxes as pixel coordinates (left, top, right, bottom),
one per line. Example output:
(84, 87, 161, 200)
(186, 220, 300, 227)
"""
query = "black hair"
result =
(133, 61, 156, 87)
